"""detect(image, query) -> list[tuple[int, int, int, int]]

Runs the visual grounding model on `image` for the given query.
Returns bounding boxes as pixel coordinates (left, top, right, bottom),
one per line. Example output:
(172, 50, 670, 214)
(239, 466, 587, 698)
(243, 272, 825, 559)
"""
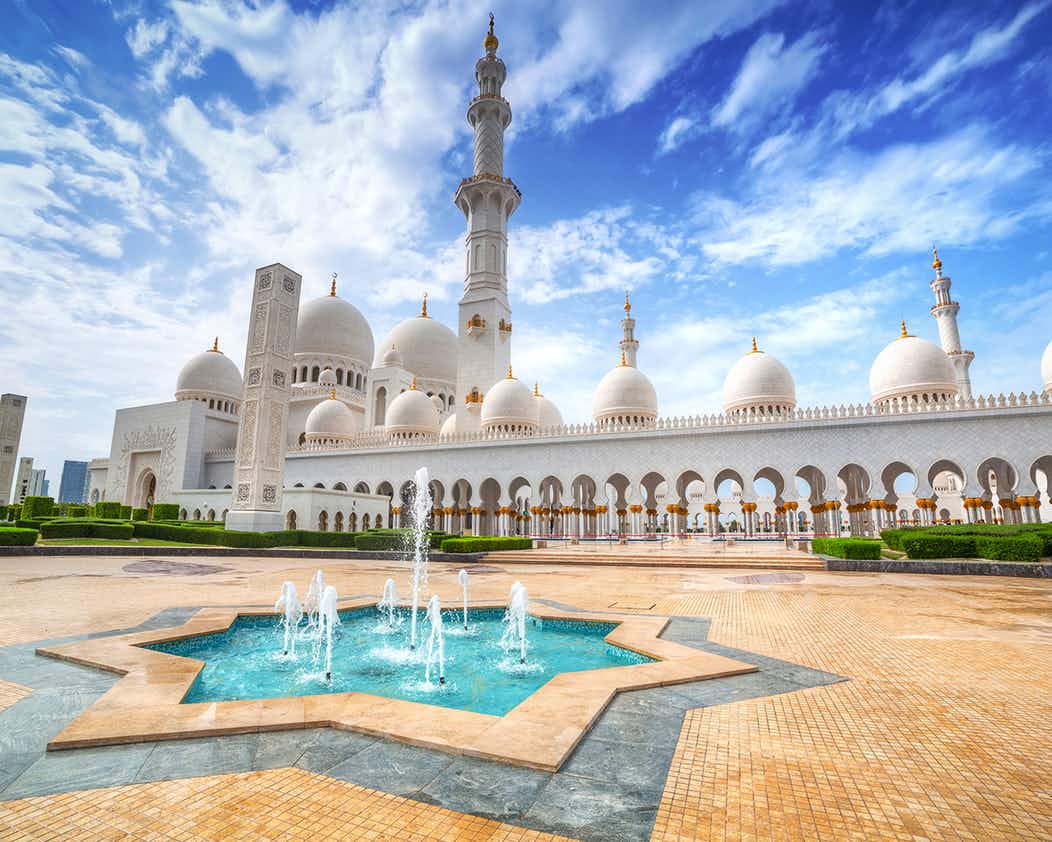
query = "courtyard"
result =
(0, 546, 1048, 841)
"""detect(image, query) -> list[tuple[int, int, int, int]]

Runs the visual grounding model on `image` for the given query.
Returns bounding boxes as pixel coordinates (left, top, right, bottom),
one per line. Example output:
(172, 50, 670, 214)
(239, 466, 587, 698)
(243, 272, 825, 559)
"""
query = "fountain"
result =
(424, 594, 445, 685)
(458, 568, 469, 630)
(304, 570, 325, 627)
(317, 585, 339, 680)
(274, 581, 303, 656)
(502, 581, 529, 664)
(379, 577, 399, 628)
(407, 466, 432, 650)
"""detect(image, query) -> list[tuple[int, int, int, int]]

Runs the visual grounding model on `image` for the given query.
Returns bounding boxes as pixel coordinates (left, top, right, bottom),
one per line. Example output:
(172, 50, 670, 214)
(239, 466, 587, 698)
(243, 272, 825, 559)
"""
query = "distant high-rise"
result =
(59, 460, 90, 503)
(14, 457, 33, 503)
(0, 394, 27, 506)
(28, 468, 47, 498)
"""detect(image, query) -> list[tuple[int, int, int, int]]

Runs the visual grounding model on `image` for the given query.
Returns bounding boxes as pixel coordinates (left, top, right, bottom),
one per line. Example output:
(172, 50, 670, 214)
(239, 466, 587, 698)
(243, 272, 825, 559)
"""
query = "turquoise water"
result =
(145, 607, 651, 716)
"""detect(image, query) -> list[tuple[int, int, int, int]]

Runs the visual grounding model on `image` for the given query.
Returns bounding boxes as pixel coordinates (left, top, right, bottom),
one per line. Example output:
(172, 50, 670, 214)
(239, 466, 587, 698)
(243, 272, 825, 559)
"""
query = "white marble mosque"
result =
(88, 17, 1052, 538)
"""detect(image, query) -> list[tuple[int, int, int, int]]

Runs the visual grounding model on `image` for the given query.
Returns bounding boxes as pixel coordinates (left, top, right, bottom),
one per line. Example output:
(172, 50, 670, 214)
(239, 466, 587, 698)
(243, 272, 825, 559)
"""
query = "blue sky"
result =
(3, 0, 1052, 489)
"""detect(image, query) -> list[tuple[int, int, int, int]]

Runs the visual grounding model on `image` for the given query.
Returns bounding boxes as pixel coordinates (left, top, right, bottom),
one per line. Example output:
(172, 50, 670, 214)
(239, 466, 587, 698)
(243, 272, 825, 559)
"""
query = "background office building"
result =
(0, 394, 27, 506)
(58, 460, 90, 503)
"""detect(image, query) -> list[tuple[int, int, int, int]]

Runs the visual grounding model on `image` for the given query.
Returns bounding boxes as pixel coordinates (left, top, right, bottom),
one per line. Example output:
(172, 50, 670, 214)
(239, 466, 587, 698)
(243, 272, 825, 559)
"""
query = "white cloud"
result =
(125, 18, 170, 58)
(712, 31, 827, 130)
(51, 45, 89, 70)
(657, 114, 702, 156)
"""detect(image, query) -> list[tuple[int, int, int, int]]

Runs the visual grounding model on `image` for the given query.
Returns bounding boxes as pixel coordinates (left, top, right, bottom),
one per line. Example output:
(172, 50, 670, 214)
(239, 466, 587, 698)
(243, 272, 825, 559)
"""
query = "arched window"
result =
(179, 508, 187, 520)
(349, 512, 357, 531)
(291, 368, 297, 383)
(301, 366, 308, 382)
(314, 482, 325, 489)
(334, 511, 343, 532)
(193, 509, 201, 520)
(318, 511, 328, 531)
(208, 399, 214, 409)
(374, 386, 387, 426)
(336, 369, 343, 385)
(207, 509, 216, 521)
(356, 373, 363, 390)
(286, 510, 297, 529)
(363, 513, 371, 529)
(311, 366, 320, 382)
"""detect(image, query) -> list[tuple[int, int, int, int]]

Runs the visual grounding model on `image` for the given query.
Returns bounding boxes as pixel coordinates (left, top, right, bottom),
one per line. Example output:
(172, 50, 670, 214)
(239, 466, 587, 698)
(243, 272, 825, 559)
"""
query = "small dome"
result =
(870, 322, 958, 404)
(319, 368, 337, 387)
(430, 394, 445, 412)
(440, 414, 458, 436)
(481, 369, 538, 431)
(305, 392, 356, 440)
(374, 299, 457, 383)
(295, 290, 374, 364)
(381, 344, 403, 367)
(532, 385, 563, 428)
(723, 339, 796, 415)
(386, 381, 440, 436)
(1042, 339, 1052, 393)
(175, 340, 243, 402)
(592, 356, 658, 424)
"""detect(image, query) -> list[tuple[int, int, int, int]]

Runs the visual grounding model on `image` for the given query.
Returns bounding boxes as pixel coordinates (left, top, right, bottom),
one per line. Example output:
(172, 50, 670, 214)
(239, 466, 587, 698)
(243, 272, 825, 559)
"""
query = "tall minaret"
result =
(620, 291, 639, 366)
(454, 14, 520, 425)
(929, 246, 974, 399)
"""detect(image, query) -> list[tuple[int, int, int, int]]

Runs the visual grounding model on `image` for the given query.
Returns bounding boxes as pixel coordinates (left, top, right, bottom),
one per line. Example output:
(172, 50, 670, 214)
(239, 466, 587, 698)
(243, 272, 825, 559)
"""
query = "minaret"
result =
(929, 246, 974, 399)
(454, 14, 520, 425)
(620, 291, 639, 367)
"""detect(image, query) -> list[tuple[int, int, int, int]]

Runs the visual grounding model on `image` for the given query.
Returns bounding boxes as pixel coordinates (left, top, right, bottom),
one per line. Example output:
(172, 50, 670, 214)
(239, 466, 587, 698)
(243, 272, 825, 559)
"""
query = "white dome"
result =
(175, 342, 243, 402)
(440, 414, 458, 436)
(430, 394, 445, 412)
(319, 368, 337, 387)
(441, 402, 482, 436)
(870, 324, 958, 404)
(1042, 339, 1052, 393)
(381, 344, 403, 367)
(305, 393, 356, 439)
(481, 371, 538, 431)
(386, 384, 440, 436)
(533, 386, 563, 428)
(723, 341, 796, 415)
(592, 358, 658, 424)
(375, 310, 457, 383)
(295, 293, 374, 364)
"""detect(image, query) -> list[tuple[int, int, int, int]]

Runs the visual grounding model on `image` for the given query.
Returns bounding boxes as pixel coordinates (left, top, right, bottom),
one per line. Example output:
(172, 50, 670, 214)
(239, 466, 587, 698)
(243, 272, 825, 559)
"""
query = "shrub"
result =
(0, 527, 38, 546)
(95, 501, 123, 519)
(151, 503, 180, 521)
(901, 534, 977, 559)
(354, 532, 405, 551)
(20, 496, 55, 519)
(879, 528, 923, 551)
(974, 535, 1043, 563)
(131, 508, 149, 521)
(292, 531, 363, 548)
(39, 520, 135, 540)
(66, 504, 88, 518)
(119, 506, 132, 520)
(811, 538, 881, 559)
(440, 536, 533, 553)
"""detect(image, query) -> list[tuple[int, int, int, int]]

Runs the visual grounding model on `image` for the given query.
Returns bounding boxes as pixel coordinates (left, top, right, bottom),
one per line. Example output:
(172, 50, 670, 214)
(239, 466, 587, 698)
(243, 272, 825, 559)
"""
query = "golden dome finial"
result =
(484, 12, 498, 53)
(931, 244, 943, 277)
(329, 272, 337, 296)
(506, 364, 514, 379)
(534, 382, 540, 396)
(620, 350, 627, 366)
(210, 336, 219, 353)
(750, 336, 758, 354)
(900, 319, 909, 338)
(624, 290, 631, 313)
(410, 376, 417, 390)
(420, 291, 429, 318)
(329, 387, 337, 400)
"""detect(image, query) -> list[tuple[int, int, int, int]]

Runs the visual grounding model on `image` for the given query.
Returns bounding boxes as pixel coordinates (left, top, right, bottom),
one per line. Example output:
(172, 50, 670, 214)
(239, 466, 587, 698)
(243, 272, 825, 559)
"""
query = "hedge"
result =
(66, 504, 88, 518)
(21, 496, 55, 519)
(39, 520, 134, 540)
(353, 530, 450, 551)
(0, 527, 38, 546)
(973, 535, 1043, 563)
(151, 503, 180, 521)
(119, 505, 132, 520)
(440, 537, 533, 553)
(95, 501, 123, 519)
(811, 537, 881, 559)
(901, 534, 977, 559)
(131, 508, 149, 521)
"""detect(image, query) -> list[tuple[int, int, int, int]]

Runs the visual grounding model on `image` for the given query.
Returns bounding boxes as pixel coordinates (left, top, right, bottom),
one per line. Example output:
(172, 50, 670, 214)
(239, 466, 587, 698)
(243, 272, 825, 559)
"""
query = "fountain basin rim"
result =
(36, 597, 757, 771)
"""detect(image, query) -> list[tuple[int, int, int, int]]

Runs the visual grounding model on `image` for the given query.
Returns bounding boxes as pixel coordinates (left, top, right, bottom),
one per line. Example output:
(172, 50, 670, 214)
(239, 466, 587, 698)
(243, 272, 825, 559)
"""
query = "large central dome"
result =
(592, 355, 658, 424)
(295, 291, 374, 364)
(870, 322, 958, 405)
(723, 339, 796, 416)
(375, 303, 458, 383)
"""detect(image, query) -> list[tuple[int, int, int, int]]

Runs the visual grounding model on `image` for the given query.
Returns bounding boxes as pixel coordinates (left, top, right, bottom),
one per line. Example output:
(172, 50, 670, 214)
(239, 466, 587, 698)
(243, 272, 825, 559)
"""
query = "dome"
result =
(430, 394, 445, 413)
(869, 322, 958, 405)
(304, 391, 356, 440)
(374, 299, 457, 383)
(386, 381, 440, 436)
(319, 368, 337, 387)
(723, 339, 796, 415)
(381, 344, 403, 368)
(532, 385, 563, 428)
(592, 355, 658, 424)
(440, 414, 458, 436)
(481, 368, 538, 431)
(1042, 339, 1052, 393)
(175, 339, 243, 403)
(440, 402, 482, 436)
(295, 290, 374, 364)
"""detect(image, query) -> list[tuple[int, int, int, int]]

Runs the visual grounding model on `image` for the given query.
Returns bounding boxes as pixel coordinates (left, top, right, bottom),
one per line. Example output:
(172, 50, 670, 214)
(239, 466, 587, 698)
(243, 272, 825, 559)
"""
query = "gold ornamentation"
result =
(484, 12, 498, 52)
(420, 292, 429, 318)
(931, 244, 942, 276)
(209, 337, 220, 353)
(329, 388, 337, 400)
(329, 272, 337, 297)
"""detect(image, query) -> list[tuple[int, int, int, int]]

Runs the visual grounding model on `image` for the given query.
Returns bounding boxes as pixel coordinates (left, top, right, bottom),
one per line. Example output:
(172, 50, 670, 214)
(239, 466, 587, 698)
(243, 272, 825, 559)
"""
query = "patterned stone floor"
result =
(0, 550, 1049, 840)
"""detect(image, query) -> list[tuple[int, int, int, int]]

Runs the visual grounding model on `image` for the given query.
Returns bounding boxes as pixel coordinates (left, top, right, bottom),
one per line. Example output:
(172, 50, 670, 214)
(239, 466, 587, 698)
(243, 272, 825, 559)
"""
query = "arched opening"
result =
(374, 386, 387, 426)
(334, 511, 343, 532)
(349, 512, 358, 531)
(286, 510, 297, 530)
(353, 481, 370, 494)
(318, 510, 328, 531)
(363, 513, 371, 529)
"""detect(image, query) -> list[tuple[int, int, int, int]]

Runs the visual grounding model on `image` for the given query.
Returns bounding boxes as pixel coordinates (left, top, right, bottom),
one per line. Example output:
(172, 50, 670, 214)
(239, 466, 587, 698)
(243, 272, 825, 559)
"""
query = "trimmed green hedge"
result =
(151, 503, 180, 521)
(39, 520, 135, 540)
(131, 508, 149, 521)
(66, 504, 88, 518)
(893, 525, 1052, 560)
(353, 529, 450, 551)
(0, 527, 38, 546)
(440, 537, 533, 553)
(21, 496, 55, 519)
(812, 537, 881, 559)
(901, 534, 976, 559)
(95, 501, 122, 519)
(119, 505, 132, 520)
(974, 535, 1043, 563)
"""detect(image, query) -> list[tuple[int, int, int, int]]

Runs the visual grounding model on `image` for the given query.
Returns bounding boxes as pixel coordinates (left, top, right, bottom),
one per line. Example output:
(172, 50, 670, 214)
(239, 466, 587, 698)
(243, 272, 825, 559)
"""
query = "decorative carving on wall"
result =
(250, 303, 268, 353)
(272, 369, 286, 388)
(247, 368, 262, 387)
(236, 483, 250, 503)
(238, 400, 257, 466)
(110, 425, 178, 504)
(282, 275, 296, 294)
(262, 484, 277, 503)
(266, 405, 283, 469)
(257, 271, 272, 291)
(275, 304, 292, 356)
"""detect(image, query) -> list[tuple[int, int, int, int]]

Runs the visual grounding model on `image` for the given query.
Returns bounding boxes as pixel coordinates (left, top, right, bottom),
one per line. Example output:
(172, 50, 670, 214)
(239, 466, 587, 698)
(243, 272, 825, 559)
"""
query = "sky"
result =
(2, 0, 1052, 492)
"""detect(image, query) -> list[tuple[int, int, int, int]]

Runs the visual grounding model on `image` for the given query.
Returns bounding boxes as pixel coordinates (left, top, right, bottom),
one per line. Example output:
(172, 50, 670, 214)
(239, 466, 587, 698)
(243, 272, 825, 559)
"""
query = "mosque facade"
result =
(88, 18, 1052, 538)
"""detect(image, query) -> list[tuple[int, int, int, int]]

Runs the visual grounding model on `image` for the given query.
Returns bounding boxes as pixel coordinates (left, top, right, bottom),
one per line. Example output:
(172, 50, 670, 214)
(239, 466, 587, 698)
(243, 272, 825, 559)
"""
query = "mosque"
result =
(88, 17, 1052, 537)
